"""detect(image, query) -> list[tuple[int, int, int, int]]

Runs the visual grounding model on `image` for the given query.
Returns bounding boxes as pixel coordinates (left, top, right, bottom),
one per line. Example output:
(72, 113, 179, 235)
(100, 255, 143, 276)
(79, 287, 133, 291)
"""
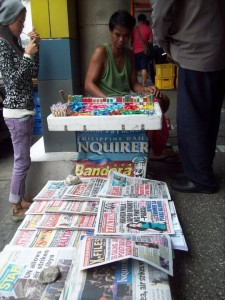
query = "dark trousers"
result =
(177, 66, 225, 189)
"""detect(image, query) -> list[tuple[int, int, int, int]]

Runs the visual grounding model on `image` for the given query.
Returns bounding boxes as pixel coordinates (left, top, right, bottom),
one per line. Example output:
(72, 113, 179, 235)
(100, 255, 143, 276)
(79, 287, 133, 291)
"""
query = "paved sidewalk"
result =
(0, 90, 224, 300)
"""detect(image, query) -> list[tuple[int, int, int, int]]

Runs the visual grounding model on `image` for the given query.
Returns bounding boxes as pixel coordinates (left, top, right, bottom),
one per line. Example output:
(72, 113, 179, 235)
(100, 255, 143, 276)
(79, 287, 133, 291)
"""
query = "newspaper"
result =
(34, 179, 106, 201)
(10, 229, 94, 248)
(33, 180, 70, 201)
(25, 200, 51, 214)
(18, 214, 43, 230)
(80, 235, 173, 275)
(0, 245, 75, 300)
(98, 169, 171, 199)
(64, 177, 107, 200)
(45, 200, 99, 215)
(36, 214, 96, 230)
(94, 198, 174, 235)
(169, 201, 188, 251)
(62, 257, 172, 300)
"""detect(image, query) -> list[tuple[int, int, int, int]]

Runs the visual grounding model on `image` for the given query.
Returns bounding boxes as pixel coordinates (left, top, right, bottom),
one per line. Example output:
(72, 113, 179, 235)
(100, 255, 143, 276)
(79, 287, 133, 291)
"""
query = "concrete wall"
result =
(77, 0, 131, 94)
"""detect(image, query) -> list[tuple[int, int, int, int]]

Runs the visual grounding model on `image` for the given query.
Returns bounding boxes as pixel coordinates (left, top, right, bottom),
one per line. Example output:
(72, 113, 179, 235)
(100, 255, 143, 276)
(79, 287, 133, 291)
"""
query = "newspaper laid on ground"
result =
(25, 200, 99, 215)
(10, 229, 94, 248)
(94, 198, 174, 235)
(33, 180, 70, 201)
(45, 200, 99, 214)
(34, 178, 106, 201)
(79, 235, 173, 275)
(169, 201, 188, 251)
(18, 214, 43, 230)
(64, 177, 106, 200)
(36, 214, 96, 230)
(25, 200, 51, 214)
(0, 245, 75, 300)
(62, 256, 172, 300)
(98, 169, 171, 199)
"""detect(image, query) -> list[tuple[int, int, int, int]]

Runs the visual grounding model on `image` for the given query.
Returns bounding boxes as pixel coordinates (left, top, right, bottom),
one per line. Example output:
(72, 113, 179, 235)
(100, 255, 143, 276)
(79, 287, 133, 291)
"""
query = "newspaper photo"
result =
(0, 245, 75, 300)
(94, 198, 174, 235)
(80, 235, 173, 275)
(63, 257, 172, 300)
(98, 170, 171, 199)
(36, 214, 96, 230)
(45, 200, 99, 215)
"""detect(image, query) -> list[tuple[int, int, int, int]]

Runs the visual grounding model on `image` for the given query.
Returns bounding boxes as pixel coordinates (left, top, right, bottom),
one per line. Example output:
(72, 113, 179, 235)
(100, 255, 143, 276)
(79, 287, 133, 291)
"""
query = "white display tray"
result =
(47, 102, 162, 131)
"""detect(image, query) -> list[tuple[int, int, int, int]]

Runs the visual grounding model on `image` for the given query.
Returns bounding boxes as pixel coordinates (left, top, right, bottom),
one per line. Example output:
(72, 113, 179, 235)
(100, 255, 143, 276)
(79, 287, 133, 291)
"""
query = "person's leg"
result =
(140, 53, 150, 87)
(4, 116, 34, 220)
(175, 67, 225, 191)
(141, 69, 148, 87)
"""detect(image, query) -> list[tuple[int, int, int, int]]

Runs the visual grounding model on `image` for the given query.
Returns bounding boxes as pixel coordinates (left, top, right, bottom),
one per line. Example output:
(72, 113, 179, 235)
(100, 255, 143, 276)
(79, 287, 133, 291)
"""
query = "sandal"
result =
(21, 198, 33, 209)
(11, 205, 27, 222)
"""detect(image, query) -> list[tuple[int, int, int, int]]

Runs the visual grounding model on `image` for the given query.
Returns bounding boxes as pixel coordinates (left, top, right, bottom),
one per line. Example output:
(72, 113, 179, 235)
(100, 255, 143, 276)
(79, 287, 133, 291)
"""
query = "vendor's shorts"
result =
(135, 51, 149, 71)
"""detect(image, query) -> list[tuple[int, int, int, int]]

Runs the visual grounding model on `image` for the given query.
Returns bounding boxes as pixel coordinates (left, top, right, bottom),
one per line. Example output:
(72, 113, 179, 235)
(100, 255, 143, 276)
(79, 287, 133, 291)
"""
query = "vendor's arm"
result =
(128, 49, 163, 97)
(85, 46, 107, 97)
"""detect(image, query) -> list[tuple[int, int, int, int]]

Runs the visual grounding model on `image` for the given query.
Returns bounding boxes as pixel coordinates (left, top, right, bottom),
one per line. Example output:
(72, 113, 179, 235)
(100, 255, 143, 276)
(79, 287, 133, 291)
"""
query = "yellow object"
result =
(155, 76, 175, 90)
(30, 0, 50, 38)
(155, 64, 176, 77)
(30, 0, 77, 39)
(49, 0, 77, 39)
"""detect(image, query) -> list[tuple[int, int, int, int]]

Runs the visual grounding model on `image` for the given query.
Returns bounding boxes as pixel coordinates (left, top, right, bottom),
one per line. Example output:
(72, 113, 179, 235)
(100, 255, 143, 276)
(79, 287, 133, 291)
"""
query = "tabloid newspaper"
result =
(62, 257, 172, 300)
(33, 180, 70, 201)
(79, 235, 173, 275)
(45, 200, 99, 215)
(18, 214, 43, 231)
(33, 179, 106, 201)
(25, 200, 99, 215)
(25, 200, 51, 214)
(64, 177, 107, 200)
(36, 214, 96, 230)
(98, 170, 171, 199)
(94, 198, 174, 235)
(9, 229, 94, 248)
(0, 245, 75, 300)
(169, 201, 188, 251)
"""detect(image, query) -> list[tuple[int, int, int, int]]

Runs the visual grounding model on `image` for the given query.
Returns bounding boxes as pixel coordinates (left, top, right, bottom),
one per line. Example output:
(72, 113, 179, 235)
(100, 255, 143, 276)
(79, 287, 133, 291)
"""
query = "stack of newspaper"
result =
(0, 170, 187, 300)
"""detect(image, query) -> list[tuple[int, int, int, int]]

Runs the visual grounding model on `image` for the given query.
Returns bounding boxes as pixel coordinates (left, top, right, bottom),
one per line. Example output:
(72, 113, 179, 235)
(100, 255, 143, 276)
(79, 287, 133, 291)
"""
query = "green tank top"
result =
(97, 43, 131, 97)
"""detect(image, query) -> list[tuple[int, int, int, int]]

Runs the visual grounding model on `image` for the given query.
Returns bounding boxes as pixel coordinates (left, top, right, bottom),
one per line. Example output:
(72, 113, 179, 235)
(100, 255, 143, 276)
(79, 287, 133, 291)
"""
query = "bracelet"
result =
(24, 53, 33, 59)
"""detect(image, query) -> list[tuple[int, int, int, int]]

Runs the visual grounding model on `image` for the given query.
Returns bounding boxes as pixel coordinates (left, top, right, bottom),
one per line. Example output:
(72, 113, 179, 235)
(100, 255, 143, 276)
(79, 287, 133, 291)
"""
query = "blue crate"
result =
(34, 112, 41, 120)
(33, 126, 43, 135)
(34, 119, 42, 127)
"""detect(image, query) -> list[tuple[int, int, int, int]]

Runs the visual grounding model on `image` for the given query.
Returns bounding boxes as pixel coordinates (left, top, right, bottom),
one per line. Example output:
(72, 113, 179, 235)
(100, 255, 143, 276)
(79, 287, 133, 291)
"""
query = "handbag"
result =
(136, 26, 152, 58)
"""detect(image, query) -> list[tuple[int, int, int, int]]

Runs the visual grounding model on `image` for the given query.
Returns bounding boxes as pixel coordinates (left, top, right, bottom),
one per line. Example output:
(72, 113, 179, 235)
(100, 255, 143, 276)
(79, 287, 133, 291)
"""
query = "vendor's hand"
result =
(25, 39, 38, 56)
(144, 86, 162, 98)
(28, 26, 41, 44)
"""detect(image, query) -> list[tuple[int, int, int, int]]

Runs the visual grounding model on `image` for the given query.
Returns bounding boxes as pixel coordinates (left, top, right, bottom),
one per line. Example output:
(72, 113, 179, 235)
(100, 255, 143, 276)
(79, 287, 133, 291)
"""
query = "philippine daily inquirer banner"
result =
(74, 130, 148, 178)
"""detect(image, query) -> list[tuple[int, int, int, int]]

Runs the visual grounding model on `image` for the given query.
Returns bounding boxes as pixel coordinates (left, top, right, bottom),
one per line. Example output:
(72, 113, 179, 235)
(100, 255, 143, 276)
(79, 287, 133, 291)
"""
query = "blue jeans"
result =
(4, 116, 34, 204)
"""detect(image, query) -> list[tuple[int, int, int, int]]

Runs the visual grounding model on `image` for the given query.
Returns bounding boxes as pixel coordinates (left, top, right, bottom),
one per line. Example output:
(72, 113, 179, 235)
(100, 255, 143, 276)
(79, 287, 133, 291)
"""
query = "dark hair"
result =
(109, 10, 136, 32)
(138, 14, 147, 22)
(0, 24, 24, 56)
(127, 221, 146, 231)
